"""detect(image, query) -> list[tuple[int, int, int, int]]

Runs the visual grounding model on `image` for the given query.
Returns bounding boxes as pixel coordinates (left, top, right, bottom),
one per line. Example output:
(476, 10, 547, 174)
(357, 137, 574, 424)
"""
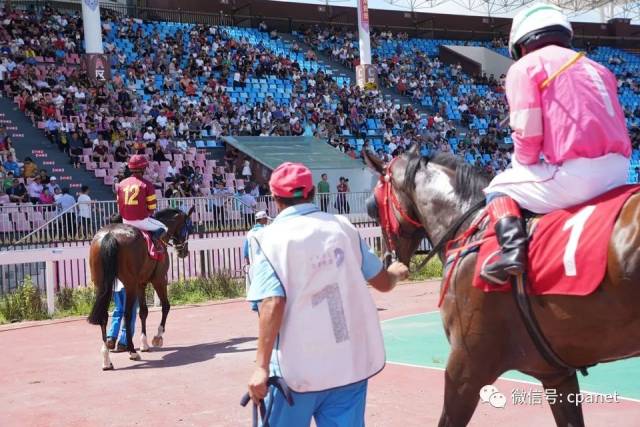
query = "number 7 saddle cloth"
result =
(460, 185, 640, 295)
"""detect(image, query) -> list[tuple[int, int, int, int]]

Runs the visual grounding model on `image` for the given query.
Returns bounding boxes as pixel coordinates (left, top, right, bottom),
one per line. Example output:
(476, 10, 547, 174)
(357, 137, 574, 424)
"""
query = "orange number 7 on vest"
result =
(562, 205, 596, 277)
(312, 283, 350, 343)
(123, 184, 140, 205)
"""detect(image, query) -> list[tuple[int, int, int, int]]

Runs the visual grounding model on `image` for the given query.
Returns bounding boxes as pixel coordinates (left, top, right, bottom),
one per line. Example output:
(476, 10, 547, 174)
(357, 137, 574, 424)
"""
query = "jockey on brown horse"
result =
(480, 3, 630, 285)
(116, 154, 168, 252)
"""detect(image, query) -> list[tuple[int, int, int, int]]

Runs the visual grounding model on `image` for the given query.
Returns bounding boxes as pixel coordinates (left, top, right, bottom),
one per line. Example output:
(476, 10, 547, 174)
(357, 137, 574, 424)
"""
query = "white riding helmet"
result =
(509, 3, 573, 60)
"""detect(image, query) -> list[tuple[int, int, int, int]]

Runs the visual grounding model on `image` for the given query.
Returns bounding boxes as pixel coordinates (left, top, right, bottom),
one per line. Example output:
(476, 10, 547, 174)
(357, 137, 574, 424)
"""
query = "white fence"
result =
(0, 226, 383, 313)
(0, 192, 375, 248)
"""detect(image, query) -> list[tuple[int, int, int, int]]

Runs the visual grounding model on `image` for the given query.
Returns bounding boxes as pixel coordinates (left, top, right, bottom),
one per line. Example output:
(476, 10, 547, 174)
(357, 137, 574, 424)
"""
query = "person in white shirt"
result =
(156, 113, 168, 128)
(237, 186, 257, 227)
(77, 185, 92, 237)
(165, 160, 178, 182)
(28, 177, 44, 204)
(143, 127, 156, 143)
(47, 176, 61, 194)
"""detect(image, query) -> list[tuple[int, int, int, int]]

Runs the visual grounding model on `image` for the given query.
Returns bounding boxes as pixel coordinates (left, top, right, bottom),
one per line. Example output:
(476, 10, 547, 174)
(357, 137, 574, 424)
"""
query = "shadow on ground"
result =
(117, 336, 257, 370)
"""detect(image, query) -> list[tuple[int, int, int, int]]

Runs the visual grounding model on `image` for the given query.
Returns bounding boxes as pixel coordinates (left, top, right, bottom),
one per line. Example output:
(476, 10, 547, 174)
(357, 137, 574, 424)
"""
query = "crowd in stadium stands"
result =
(1, 5, 640, 215)
(300, 25, 640, 171)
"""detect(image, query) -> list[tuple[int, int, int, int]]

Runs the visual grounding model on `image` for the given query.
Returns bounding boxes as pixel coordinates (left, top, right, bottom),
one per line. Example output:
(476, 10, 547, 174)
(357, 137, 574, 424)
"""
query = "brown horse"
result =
(364, 147, 640, 426)
(88, 207, 194, 370)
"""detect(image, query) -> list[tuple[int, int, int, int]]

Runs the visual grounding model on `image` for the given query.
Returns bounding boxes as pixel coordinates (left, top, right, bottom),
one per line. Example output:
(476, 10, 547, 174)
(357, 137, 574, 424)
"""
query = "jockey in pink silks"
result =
(481, 3, 632, 285)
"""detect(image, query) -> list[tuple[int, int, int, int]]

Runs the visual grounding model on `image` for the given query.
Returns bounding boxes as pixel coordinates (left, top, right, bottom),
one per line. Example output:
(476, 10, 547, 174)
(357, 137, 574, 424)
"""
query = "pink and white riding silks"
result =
(485, 45, 632, 213)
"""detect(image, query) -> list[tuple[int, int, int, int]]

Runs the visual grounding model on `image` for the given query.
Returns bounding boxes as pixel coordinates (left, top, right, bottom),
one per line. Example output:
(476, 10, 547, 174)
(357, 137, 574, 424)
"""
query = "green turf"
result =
(382, 312, 640, 400)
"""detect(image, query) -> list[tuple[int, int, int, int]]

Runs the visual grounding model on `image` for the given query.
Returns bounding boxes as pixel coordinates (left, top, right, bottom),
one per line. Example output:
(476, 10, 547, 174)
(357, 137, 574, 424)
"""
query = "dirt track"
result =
(0, 281, 637, 426)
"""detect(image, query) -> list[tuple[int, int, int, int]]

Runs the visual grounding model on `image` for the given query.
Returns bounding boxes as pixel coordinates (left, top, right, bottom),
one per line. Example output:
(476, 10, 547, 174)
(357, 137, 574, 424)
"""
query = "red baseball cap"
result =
(269, 162, 314, 198)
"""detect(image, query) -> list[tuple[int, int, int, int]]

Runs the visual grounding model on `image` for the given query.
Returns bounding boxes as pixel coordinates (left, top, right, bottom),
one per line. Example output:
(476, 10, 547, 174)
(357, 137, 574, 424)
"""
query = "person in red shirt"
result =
(117, 155, 167, 248)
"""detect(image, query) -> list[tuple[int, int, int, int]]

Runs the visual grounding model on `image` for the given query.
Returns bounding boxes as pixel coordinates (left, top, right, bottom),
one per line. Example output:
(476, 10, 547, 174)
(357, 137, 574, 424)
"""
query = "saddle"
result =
(110, 215, 165, 260)
(446, 184, 640, 296)
(141, 230, 165, 261)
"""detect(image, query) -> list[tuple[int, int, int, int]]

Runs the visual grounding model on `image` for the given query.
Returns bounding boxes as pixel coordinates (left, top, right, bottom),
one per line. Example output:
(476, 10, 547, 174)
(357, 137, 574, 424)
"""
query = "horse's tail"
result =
(88, 232, 118, 325)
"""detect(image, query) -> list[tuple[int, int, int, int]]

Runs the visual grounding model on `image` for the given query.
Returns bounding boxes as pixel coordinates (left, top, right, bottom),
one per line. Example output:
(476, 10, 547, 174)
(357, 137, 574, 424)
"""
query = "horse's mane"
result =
(404, 151, 490, 203)
(154, 208, 183, 223)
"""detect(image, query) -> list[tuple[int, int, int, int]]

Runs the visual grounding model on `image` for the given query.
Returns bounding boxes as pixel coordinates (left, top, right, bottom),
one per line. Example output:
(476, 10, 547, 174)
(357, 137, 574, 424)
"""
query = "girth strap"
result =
(512, 274, 591, 376)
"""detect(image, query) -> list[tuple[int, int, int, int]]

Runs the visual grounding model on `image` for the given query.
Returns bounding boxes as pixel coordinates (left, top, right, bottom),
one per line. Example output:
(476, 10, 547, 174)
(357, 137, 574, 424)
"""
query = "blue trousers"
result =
(263, 380, 367, 427)
(107, 288, 138, 345)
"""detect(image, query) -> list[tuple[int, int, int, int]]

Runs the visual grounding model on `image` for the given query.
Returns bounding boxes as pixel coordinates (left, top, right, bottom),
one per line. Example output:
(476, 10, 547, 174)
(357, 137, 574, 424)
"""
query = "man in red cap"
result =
(246, 162, 408, 426)
(117, 154, 168, 249)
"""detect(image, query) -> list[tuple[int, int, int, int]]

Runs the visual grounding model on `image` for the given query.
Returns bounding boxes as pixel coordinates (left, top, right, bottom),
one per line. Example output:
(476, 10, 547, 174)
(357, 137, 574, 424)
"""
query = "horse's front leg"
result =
(539, 372, 585, 427)
(438, 348, 502, 427)
(151, 279, 170, 348)
(124, 286, 141, 361)
(138, 285, 150, 352)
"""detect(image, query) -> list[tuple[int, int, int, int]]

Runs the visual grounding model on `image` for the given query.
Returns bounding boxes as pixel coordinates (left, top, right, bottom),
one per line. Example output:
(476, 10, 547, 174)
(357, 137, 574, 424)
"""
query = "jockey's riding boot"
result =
(152, 228, 167, 252)
(480, 196, 528, 285)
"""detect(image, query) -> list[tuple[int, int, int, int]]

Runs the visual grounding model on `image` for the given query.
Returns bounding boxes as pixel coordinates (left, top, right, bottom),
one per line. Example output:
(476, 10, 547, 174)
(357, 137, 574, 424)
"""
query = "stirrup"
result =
(480, 268, 510, 286)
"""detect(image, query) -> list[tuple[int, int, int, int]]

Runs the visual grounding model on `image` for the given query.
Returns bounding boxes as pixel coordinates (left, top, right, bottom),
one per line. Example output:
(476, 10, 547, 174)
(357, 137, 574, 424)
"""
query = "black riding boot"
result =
(481, 216, 528, 285)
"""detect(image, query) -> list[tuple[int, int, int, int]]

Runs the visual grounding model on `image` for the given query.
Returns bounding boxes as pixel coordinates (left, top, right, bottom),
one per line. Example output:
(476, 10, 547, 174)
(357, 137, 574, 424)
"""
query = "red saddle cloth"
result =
(141, 230, 165, 261)
(473, 185, 640, 296)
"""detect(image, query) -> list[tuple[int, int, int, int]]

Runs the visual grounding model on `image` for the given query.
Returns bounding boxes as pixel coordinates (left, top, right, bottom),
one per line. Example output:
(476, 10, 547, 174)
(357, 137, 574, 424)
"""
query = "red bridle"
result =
(373, 157, 423, 252)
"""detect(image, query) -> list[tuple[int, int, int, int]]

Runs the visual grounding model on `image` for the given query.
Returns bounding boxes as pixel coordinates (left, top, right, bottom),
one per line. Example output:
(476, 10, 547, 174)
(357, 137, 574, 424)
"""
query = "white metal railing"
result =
(0, 192, 375, 248)
(0, 226, 383, 311)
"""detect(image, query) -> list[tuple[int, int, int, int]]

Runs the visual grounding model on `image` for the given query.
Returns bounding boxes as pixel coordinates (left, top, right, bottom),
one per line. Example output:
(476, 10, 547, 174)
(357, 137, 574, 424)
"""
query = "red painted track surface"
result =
(0, 282, 637, 426)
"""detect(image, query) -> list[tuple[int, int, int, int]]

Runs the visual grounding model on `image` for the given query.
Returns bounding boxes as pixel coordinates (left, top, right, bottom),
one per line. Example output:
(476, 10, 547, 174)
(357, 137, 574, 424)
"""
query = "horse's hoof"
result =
(140, 347, 150, 352)
(152, 336, 163, 347)
(102, 364, 114, 371)
(129, 352, 141, 361)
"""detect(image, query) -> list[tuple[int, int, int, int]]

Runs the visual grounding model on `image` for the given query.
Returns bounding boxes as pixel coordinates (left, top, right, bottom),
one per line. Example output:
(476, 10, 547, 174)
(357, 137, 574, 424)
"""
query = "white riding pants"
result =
(123, 217, 168, 232)
(484, 153, 630, 214)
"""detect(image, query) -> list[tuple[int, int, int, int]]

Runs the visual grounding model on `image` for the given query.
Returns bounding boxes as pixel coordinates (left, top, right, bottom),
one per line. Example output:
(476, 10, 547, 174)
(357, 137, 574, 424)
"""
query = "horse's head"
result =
(155, 207, 195, 258)
(364, 146, 490, 269)
(364, 147, 426, 267)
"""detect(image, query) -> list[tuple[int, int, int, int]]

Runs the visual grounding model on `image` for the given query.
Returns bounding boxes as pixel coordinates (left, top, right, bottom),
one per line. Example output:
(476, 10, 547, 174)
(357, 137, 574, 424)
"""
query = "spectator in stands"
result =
(114, 141, 129, 163)
(241, 159, 251, 181)
(77, 185, 92, 237)
(336, 177, 350, 214)
(38, 170, 50, 185)
(143, 127, 156, 143)
(192, 166, 204, 187)
(237, 186, 257, 227)
(181, 162, 195, 181)
(0, 188, 9, 205)
(44, 116, 60, 146)
(47, 176, 60, 194)
(7, 178, 28, 203)
(0, 135, 14, 160)
(317, 173, 330, 212)
(39, 187, 55, 208)
(22, 157, 38, 178)
(27, 177, 43, 204)
(152, 144, 168, 162)
(3, 154, 19, 176)
(166, 160, 179, 182)
(164, 181, 181, 198)
(92, 141, 108, 164)
(2, 171, 14, 191)
(69, 132, 83, 169)
(209, 181, 230, 226)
